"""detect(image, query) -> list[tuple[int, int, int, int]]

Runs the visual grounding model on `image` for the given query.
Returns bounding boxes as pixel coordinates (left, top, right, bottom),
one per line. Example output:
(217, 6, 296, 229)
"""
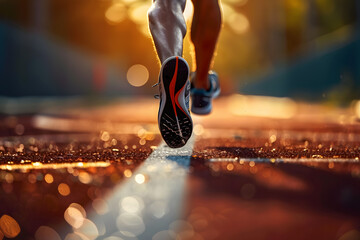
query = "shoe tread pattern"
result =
(159, 58, 192, 148)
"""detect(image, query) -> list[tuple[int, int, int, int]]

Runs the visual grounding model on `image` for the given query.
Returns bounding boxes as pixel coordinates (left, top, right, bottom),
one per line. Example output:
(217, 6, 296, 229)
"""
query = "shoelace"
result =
(152, 81, 160, 99)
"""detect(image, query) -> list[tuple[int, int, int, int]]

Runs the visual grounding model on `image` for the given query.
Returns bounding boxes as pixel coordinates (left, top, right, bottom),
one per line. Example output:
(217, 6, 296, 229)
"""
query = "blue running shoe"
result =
(191, 71, 221, 115)
(154, 56, 193, 148)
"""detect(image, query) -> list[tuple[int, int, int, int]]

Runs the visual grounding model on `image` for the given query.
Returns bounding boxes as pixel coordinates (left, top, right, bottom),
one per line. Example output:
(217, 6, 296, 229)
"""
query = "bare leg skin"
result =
(148, 0, 187, 63)
(190, 0, 222, 90)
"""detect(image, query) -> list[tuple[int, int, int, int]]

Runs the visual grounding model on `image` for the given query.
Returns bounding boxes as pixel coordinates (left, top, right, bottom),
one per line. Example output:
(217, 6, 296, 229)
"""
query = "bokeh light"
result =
(79, 172, 92, 184)
(64, 232, 86, 240)
(227, 12, 250, 34)
(116, 213, 145, 237)
(44, 174, 54, 184)
(0, 215, 20, 238)
(64, 203, 86, 229)
(105, 3, 127, 24)
(35, 226, 61, 240)
(124, 169, 132, 178)
(74, 219, 99, 240)
(58, 183, 71, 196)
(134, 173, 145, 184)
(127, 64, 149, 87)
(121, 196, 143, 213)
(128, 2, 151, 25)
(92, 198, 109, 215)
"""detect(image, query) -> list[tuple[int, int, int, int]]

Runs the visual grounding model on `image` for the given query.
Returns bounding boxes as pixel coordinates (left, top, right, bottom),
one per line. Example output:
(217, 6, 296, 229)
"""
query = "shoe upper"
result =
(190, 71, 220, 115)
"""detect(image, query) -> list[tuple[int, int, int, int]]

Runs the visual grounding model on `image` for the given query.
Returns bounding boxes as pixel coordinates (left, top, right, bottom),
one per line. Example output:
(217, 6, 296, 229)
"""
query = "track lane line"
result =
(84, 136, 195, 239)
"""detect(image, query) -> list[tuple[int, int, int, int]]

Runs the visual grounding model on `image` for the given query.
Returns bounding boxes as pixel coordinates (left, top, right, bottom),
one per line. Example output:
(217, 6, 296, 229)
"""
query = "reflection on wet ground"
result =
(1, 98, 360, 239)
(0, 131, 161, 239)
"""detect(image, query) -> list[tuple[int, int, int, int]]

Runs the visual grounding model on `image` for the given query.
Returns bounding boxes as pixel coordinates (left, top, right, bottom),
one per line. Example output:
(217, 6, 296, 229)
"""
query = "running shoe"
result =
(155, 56, 193, 148)
(191, 71, 221, 115)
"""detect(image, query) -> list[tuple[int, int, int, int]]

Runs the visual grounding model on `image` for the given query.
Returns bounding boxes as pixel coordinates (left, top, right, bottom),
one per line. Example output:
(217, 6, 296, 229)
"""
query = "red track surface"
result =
(0, 97, 359, 239)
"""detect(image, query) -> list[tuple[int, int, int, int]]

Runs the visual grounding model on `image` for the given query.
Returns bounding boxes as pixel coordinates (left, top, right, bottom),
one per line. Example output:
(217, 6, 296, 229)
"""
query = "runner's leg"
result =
(190, 0, 222, 90)
(148, 0, 187, 63)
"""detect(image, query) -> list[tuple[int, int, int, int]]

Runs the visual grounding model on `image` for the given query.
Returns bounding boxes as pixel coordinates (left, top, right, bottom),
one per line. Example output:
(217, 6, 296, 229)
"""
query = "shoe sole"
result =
(158, 56, 193, 148)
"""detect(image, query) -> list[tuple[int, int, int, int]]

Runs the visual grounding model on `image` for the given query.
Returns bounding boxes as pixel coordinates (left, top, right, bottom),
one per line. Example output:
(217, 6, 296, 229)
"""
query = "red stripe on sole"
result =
(169, 57, 179, 117)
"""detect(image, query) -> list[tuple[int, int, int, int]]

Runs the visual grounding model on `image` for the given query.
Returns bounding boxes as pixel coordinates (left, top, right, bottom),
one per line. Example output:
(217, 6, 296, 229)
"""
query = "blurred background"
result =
(0, 0, 359, 112)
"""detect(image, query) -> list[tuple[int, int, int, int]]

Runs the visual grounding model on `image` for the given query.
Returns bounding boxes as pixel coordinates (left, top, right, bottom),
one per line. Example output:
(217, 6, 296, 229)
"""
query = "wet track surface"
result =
(0, 97, 360, 240)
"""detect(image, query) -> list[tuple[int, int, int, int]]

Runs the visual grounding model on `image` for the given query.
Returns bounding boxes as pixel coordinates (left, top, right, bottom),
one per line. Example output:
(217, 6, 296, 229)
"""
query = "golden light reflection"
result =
(129, 2, 151, 25)
(209, 158, 238, 162)
(32, 162, 42, 167)
(44, 174, 54, 184)
(105, 3, 127, 24)
(137, 128, 146, 138)
(79, 172, 92, 184)
(118, 0, 138, 4)
(226, 163, 234, 171)
(4, 173, 14, 184)
(127, 64, 149, 87)
(70, 203, 87, 219)
(0, 161, 110, 171)
(183, 0, 194, 21)
(58, 183, 71, 196)
(64, 205, 85, 229)
(0, 215, 20, 238)
(124, 169, 132, 178)
(139, 138, 146, 145)
(227, 94, 297, 119)
(100, 131, 110, 142)
(221, 3, 235, 16)
(269, 135, 277, 143)
(227, 12, 250, 34)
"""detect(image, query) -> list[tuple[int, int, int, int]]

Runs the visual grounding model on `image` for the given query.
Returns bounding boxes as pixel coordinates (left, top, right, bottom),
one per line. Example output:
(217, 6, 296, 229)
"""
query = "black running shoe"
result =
(155, 56, 193, 148)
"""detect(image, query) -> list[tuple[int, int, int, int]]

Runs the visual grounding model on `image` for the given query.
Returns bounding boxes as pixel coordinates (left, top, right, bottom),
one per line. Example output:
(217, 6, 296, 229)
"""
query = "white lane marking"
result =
(209, 158, 360, 163)
(84, 136, 195, 240)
